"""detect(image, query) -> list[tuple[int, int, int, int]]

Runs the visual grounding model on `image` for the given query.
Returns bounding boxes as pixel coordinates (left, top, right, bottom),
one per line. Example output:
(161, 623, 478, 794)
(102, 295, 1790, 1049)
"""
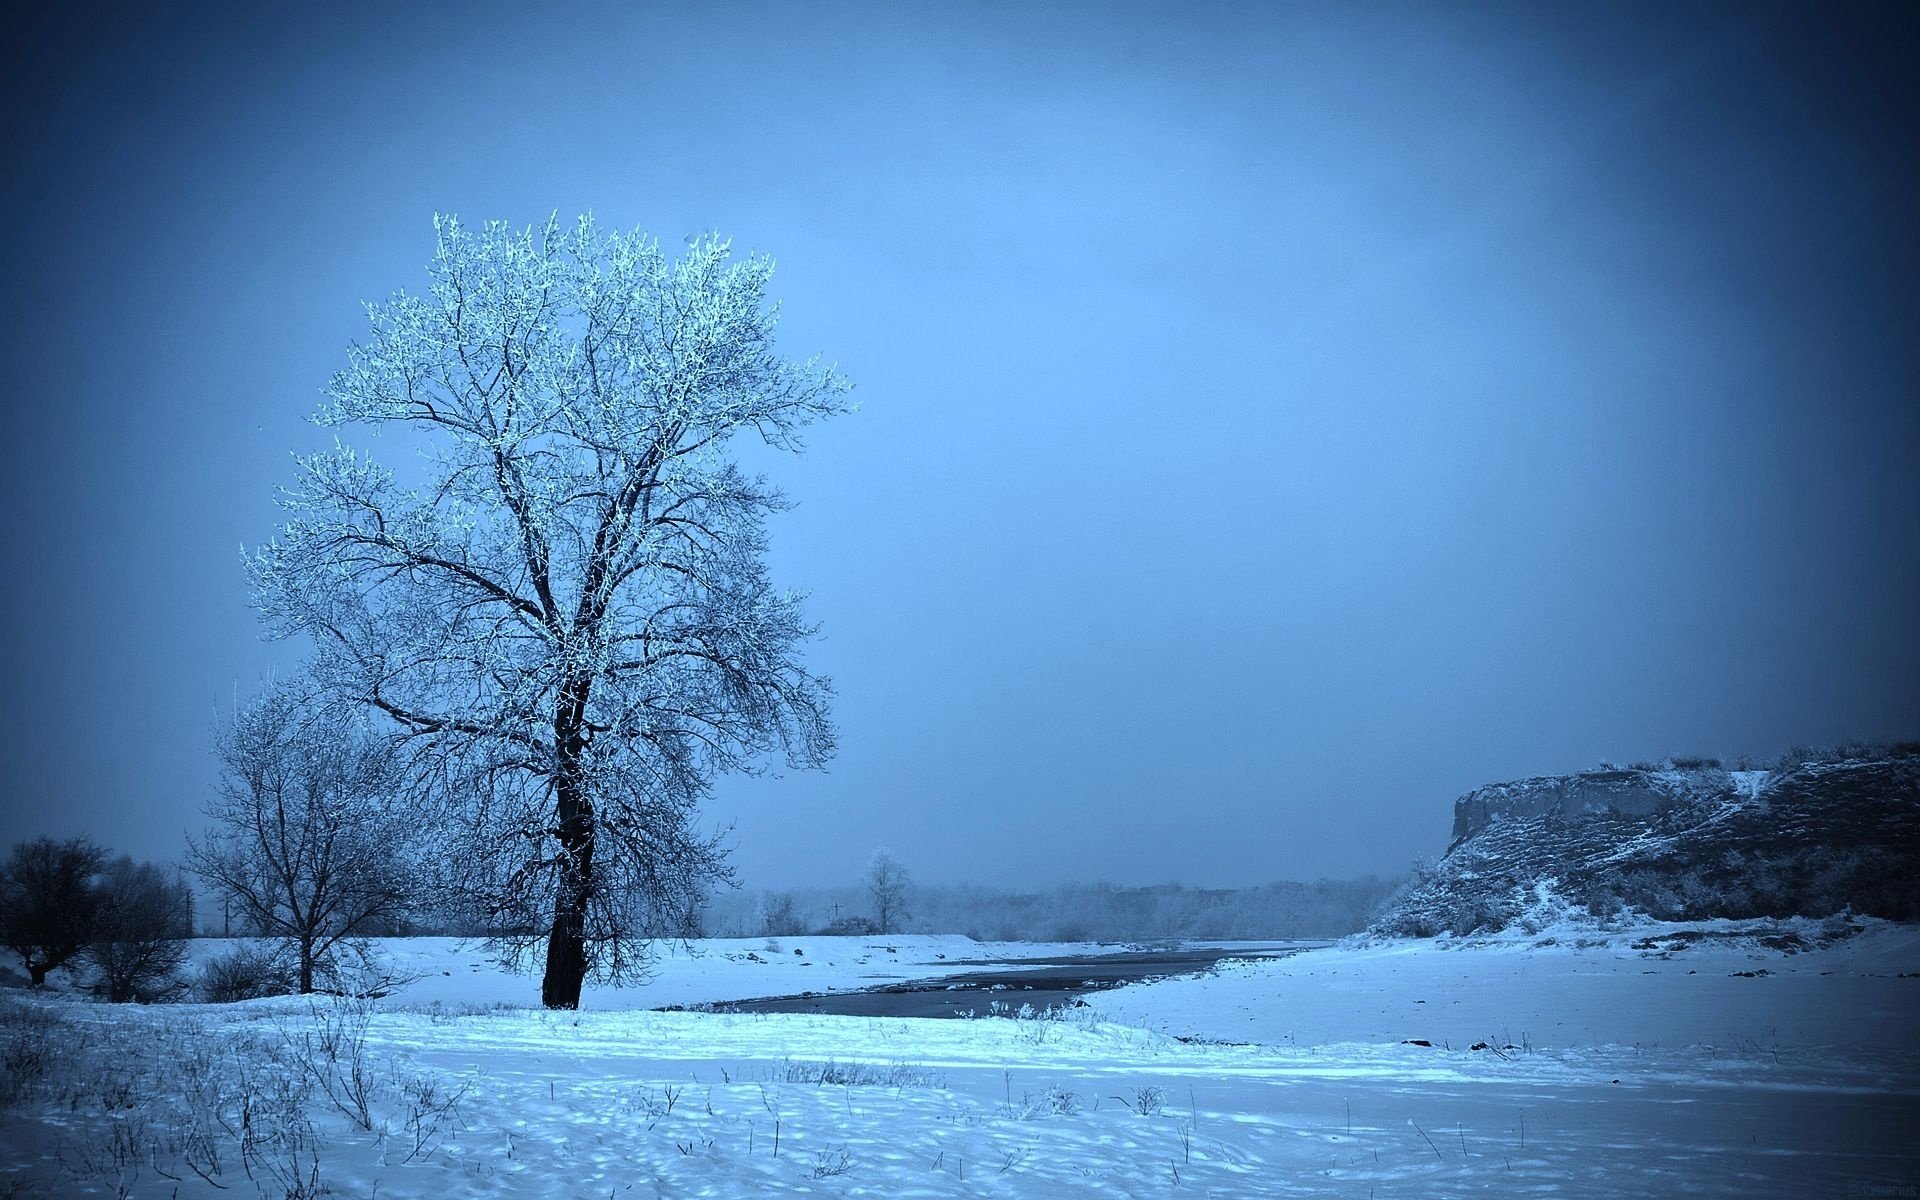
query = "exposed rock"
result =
(1449, 768, 1735, 848)
(1376, 750, 1920, 938)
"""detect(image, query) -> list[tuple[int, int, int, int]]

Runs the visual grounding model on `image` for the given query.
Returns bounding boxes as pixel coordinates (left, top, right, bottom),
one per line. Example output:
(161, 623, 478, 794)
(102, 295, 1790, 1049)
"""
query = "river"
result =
(674, 941, 1329, 1019)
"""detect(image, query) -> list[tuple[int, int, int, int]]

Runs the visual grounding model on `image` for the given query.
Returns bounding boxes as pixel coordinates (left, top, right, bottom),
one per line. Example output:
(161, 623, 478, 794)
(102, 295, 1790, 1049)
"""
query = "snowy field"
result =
(4, 923, 1917, 1197)
(341, 934, 1101, 1012)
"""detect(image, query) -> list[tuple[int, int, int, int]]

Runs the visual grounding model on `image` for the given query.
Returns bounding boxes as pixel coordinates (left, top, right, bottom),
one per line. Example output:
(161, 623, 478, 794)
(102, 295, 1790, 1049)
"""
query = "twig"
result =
(1413, 1121, 1443, 1161)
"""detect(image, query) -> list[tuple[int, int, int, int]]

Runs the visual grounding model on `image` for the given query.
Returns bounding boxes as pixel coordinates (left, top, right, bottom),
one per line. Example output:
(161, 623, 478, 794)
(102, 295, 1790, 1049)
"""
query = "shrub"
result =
(1018, 1083, 1080, 1118)
(0, 997, 77, 1106)
(819, 915, 878, 936)
(1667, 755, 1723, 771)
(1115, 1085, 1166, 1116)
(781, 1059, 946, 1088)
(200, 943, 297, 1003)
(1772, 740, 1895, 771)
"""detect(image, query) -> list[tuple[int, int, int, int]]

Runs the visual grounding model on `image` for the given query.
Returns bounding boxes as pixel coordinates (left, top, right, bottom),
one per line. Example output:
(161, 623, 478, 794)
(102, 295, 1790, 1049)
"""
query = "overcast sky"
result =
(2, 1, 1916, 890)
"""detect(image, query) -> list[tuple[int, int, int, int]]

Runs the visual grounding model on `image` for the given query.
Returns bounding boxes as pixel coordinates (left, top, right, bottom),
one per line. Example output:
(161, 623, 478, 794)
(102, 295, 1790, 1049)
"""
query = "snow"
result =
(176, 934, 1107, 1010)
(5, 923, 1918, 1197)
(1090, 918, 1920, 1058)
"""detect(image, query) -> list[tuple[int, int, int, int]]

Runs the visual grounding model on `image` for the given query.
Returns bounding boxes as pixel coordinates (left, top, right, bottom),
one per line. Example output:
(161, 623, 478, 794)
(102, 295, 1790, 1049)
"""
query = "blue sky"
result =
(2, 1, 1916, 888)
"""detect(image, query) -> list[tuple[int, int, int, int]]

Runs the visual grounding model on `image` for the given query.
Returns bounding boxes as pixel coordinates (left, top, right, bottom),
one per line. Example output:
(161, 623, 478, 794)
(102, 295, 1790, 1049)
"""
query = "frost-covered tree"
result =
(191, 681, 412, 994)
(249, 215, 850, 1008)
(865, 848, 911, 935)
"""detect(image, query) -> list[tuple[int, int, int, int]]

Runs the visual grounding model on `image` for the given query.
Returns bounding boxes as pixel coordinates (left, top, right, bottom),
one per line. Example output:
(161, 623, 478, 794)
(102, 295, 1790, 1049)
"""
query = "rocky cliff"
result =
(1447, 766, 1745, 848)
(1375, 749, 1920, 937)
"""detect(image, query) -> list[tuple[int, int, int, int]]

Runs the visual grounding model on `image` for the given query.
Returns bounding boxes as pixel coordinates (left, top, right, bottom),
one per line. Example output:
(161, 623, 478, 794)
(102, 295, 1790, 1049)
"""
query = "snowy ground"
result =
(270, 934, 1100, 1012)
(4, 922, 1917, 1197)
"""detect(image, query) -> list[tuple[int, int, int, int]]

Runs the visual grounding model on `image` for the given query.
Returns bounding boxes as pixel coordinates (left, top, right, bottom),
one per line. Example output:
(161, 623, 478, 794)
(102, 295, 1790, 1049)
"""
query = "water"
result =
(674, 942, 1329, 1018)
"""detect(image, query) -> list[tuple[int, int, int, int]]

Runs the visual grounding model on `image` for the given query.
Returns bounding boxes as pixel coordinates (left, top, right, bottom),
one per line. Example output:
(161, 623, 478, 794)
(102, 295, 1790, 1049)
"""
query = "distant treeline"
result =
(700, 878, 1403, 942)
(191, 877, 1402, 945)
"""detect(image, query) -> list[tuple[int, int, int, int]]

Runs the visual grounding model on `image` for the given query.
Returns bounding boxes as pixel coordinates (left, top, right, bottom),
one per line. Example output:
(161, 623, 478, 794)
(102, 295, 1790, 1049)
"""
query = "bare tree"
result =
(86, 856, 191, 1002)
(762, 891, 803, 937)
(865, 848, 911, 936)
(0, 836, 105, 985)
(248, 215, 850, 1008)
(191, 683, 413, 994)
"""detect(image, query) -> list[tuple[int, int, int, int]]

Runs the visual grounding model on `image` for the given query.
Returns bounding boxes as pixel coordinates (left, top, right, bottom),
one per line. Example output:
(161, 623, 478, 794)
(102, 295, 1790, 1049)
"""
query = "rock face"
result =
(1449, 768, 1735, 848)
(1374, 751, 1920, 937)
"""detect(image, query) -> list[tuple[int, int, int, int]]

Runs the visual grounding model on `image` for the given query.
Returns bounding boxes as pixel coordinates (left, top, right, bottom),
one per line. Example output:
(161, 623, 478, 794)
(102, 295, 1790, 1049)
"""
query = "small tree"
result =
(762, 891, 803, 937)
(865, 848, 911, 936)
(191, 683, 413, 994)
(0, 836, 105, 985)
(86, 856, 191, 1002)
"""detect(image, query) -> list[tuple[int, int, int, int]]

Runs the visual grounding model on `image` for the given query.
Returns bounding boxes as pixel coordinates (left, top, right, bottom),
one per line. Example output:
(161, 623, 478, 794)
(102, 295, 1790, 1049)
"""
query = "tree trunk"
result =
(299, 940, 314, 994)
(27, 961, 48, 987)
(542, 877, 590, 1009)
(542, 733, 596, 1009)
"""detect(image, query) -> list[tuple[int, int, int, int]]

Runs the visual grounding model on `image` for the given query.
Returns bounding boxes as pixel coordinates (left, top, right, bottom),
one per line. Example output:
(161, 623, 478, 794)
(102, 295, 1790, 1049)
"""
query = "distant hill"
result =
(1372, 745, 1920, 937)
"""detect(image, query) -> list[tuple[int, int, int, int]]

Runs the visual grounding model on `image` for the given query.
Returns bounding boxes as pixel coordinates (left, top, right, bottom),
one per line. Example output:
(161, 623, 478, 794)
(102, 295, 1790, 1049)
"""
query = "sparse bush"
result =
(286, 995, 378, 1129)
(397, 1068, 469, 1162)
(199, 942, 297, 1003)
(1773, 740, 1894, 771)
(2, 990, 480, 1197)
(622, 1082, 682, 1123)
(0, 997, 78, 1106)
(994, 999, 1086, 1045)
(1447, 893, 1519, 937)
(1667, 755, 1723, 771)
(781, 1059, 946, 1088)
(811, 1146, 854, 1177)
(819, 915, 878, 936)
(1018, 1083, 1080, 1118)
(1114, 1085, 1166, 1116)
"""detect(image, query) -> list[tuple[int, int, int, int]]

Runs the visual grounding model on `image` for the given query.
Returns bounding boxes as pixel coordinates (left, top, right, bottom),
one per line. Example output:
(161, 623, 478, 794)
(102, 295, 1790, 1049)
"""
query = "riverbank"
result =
(3, 934, 1285, 1012)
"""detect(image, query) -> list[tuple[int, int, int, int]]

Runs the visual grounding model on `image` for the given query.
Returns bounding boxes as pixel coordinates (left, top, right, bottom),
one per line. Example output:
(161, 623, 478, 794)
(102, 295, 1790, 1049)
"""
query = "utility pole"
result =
(175, 865, 194, 937)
